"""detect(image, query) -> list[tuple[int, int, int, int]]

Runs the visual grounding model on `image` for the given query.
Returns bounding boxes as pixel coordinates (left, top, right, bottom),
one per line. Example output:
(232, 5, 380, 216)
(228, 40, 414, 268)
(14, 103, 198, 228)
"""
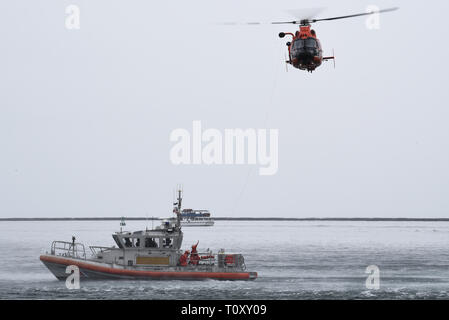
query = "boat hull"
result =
(40, 255, 257, 281)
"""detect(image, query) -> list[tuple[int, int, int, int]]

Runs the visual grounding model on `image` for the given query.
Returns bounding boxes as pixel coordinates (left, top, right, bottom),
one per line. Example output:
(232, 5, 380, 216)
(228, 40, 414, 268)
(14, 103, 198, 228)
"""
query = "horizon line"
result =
(1, 217, 449, 222)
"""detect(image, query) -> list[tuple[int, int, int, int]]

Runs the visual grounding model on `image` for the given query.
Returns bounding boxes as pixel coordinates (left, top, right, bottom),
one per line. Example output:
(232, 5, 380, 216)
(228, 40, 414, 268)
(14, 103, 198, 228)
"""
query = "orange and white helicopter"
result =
(273, 8, 398, 72)
(231, 8, 398, 72)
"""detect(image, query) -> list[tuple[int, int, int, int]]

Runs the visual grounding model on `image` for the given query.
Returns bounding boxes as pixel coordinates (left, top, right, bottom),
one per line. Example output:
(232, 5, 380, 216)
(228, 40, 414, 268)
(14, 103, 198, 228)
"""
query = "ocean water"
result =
(0, 220, 448, 299)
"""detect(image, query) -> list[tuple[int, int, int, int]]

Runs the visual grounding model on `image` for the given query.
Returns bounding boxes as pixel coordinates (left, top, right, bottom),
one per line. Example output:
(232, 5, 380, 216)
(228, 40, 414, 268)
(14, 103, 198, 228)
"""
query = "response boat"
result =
(39, 190, 257, 280)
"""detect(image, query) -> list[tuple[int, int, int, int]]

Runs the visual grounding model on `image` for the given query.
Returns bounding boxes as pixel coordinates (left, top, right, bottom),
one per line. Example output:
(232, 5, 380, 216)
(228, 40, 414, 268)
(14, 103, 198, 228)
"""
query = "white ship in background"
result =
(180, 209, 214, 227)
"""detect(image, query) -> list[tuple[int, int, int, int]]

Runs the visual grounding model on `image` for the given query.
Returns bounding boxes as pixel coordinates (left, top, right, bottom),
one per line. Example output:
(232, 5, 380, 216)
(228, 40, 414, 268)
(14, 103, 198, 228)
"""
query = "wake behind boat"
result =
(39, 189, 257, 281)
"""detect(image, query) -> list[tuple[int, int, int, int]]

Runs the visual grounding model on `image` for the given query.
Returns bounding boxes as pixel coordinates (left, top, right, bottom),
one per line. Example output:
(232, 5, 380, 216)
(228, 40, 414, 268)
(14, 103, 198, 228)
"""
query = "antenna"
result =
(177, 187, 183, 212)
(145, 212, 148, 231)
(120, 216, 126, 233)
(173, 184, 183, 227)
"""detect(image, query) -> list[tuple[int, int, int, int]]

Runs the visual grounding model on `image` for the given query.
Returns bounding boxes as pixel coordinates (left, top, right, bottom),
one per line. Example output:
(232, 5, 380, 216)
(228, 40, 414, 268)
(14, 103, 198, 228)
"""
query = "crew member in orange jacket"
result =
(190, 241, 200, 265)
(179, 250, 190, 266)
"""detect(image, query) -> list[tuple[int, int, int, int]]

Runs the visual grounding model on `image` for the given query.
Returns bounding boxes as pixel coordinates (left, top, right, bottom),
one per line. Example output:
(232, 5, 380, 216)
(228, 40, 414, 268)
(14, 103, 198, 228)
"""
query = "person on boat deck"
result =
(124, 238, 132, 247)
(179, 250, 190, 266)
(189, 241, 200, 265)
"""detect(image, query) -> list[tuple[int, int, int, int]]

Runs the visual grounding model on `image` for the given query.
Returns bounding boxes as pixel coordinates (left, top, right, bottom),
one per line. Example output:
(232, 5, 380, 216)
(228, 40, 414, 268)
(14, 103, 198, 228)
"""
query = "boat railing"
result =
(194, 251, 216, 265)
(51, 241, 86, 260)
(89, 246, 112, 255)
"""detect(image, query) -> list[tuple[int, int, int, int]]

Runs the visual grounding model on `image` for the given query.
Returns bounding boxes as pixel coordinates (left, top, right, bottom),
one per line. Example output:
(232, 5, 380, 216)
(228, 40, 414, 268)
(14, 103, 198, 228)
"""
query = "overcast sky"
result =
(1, 0, 448, 218)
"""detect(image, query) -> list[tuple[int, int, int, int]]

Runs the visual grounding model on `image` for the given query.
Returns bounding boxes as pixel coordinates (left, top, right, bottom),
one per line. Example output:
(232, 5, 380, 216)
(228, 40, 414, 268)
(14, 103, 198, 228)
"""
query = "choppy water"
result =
(0, 220, 448, 299)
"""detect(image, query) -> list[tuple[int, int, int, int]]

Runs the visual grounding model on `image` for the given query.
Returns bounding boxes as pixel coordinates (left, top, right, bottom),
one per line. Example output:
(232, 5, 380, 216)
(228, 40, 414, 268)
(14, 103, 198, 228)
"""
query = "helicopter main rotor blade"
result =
(217, 21, 267, 25)
(271, 21, 301, 25)
(271, 7, 398, 25)
(219, 7, 325, 26)
(311, 7, 398, 22)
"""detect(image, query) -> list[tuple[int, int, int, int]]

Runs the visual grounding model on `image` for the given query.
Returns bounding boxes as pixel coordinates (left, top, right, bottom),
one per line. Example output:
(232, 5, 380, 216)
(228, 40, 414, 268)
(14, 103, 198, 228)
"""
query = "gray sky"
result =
(1, 0, 448, 218)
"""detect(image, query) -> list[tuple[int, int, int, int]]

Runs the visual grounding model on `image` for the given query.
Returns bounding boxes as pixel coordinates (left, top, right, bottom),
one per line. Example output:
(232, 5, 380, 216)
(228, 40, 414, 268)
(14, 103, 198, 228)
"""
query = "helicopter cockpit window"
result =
(293, 40, 304, 49)
(305, 38, 317, 48)
(293, 38, 317, 49)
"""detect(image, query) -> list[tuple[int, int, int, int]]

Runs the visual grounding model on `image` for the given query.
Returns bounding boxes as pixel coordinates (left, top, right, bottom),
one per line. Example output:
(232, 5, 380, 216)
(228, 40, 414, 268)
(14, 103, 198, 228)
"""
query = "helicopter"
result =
(273, 7, 399, 72)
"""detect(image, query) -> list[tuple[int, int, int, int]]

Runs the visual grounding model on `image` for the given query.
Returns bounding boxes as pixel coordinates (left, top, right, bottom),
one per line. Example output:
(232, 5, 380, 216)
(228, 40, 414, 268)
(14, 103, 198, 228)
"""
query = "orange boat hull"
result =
(40, 255, 257, 281)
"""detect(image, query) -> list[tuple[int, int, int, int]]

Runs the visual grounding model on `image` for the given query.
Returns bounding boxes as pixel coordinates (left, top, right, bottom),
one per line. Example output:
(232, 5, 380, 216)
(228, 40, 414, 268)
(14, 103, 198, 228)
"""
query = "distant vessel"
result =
(181, 209, 214, 227)
(39, 189, 256, 281)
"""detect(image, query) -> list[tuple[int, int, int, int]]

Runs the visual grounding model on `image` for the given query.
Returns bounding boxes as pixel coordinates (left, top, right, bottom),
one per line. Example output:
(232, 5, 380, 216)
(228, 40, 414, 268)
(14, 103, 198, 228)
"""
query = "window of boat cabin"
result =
(112, 234, 124, 249)
(123, 237, 132, 247)
(144, 237, 159, 248)
(122, 237, 141, 248)
(162, 237, 173, 248)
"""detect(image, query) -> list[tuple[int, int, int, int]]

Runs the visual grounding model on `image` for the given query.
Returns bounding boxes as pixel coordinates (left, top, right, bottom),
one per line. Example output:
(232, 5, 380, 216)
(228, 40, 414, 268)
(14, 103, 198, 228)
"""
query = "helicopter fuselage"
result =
(279, 25, 332, 72)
